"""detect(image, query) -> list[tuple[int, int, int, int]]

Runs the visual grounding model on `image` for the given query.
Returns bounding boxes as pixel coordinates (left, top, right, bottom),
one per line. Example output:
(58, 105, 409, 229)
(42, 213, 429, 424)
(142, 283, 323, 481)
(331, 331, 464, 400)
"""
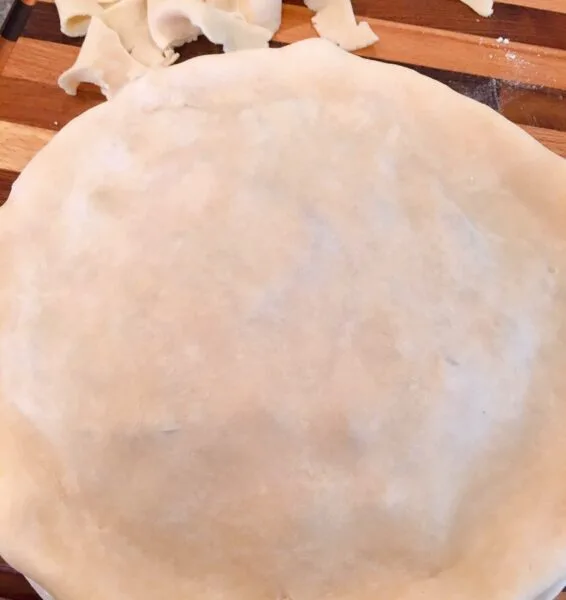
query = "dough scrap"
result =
(460, 0, 494, 16)
(2, 39, 566, 600)
(102, 0, 178, 66)
(147, 0, 202, 49)
(304, 0, 378, 50)
(205, 0, 283, 33)
(54, 0, 102, 36)
(58, 17, 148, 97)
(148, 0, 272, 53)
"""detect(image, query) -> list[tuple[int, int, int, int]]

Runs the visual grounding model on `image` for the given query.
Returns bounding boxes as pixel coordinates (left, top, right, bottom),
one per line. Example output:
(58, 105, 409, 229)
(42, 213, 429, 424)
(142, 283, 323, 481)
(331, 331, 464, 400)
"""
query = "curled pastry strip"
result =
(58, 17, 149, 99)
(54, 0, 103, 37)
(303, 0, 378, 51)
(103, 0, 179, 67)
(148, 0, 272, 54)
(459, 0, 494, 16)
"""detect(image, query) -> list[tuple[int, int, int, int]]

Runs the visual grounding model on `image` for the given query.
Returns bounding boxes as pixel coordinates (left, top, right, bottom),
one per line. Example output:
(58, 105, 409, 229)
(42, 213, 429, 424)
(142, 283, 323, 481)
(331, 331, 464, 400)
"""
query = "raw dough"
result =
(2, 40, 566, 600)
(54, 0, 102, 36)
(304, 0, 378, 50)
(58, 17, 148, 98)
(207, 0, 283, 33)
(148, 0, 272, 53)
(102, 0, 178, 67)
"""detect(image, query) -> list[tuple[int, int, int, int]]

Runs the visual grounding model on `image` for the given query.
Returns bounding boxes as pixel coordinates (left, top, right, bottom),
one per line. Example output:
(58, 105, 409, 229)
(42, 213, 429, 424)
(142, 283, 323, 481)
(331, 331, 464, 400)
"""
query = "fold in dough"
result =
(148, 0, 272, 53)
(304, 0, 378, 51)
(54, 0, 102, 36)
(459, 0, 494, 16)
(103, 0, 178, 66)
(58, 17, 148, 98)
(147, 0, 201, 49)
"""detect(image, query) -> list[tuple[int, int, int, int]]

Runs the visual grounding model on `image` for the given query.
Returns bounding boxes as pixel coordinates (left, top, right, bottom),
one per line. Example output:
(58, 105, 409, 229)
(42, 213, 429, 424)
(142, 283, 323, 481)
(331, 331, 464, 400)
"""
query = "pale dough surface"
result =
(58, 16, 149, 98)
(1, 40, 566, 600)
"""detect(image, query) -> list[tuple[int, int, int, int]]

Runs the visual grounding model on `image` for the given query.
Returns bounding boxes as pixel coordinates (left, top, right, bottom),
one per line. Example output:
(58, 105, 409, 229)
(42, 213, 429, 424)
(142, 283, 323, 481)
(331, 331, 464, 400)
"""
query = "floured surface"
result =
(1, 40, 566, 600)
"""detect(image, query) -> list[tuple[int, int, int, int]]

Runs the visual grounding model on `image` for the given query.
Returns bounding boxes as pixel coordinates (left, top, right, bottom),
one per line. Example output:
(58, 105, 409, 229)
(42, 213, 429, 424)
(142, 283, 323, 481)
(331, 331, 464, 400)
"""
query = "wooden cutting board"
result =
(0, 0, 565, 598)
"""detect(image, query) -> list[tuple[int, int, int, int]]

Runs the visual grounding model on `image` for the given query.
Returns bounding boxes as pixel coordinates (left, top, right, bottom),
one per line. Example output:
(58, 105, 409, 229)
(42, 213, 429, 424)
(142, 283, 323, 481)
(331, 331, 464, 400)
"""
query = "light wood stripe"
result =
(523, 125, 566, 157)
(0, 121, 54, 171)
(496, 0, 566, 12)
(275, 4, 566, 90)
(0, 39, 15, 75)
(2, 36, 74, 84)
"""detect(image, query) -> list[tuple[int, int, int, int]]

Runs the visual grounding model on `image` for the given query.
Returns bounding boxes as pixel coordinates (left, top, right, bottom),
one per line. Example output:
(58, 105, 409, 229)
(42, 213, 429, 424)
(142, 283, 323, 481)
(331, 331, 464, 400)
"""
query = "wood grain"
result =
(2, 36, 75, 83)
(0, 121, 53, 170)
(0, 38, 15, 73)
(521, 125, 566, 157)
(0, 76, 101, 129)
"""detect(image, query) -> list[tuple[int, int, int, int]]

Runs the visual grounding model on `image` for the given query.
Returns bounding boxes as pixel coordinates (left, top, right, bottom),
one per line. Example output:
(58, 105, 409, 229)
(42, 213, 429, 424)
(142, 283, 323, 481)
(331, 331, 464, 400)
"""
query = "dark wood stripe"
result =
(22, 0, 80, 46)
(175, 37, 222, 60)
(499, 83, 566, 130)
(0, 76, 101, 130)
(288, 0, 566, 50)
(0, 569, 40, 600)
(0, 557, 13, 573)
(1, 0, 32, 42)
(0, 168, 18, 206)
(401, 64, 500, 112)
